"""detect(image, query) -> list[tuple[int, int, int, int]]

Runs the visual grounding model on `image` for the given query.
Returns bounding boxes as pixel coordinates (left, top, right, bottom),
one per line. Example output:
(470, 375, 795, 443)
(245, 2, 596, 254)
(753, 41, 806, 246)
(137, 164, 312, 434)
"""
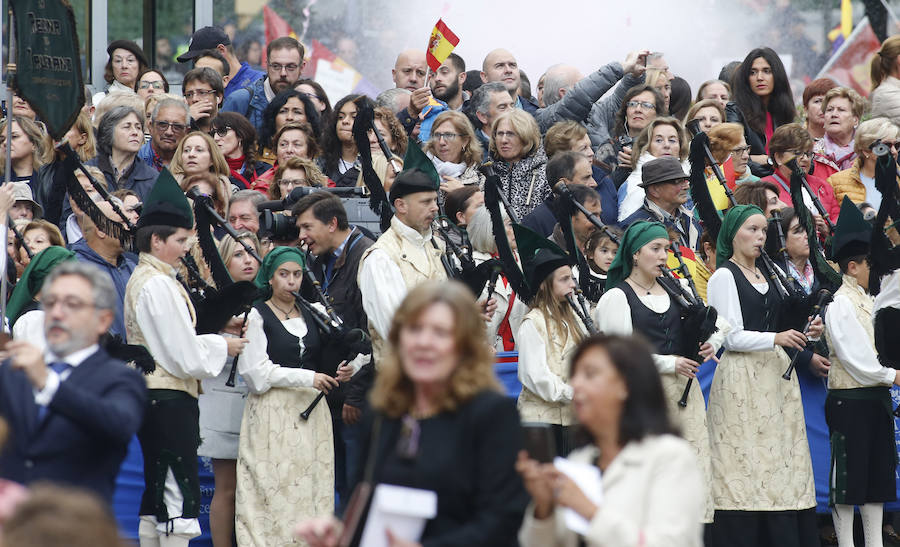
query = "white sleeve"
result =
(13, 310, 46, 352)
(707, 268, 776, 352)
(135, 276, 229, 379)
(360, 249, 408, 340)
(516, 317, 573, 402)
(826, 295, 896, 386)
(33, 370, 60, 406)
(594, 288, 676, 374)
(617, 175, 645, 222)
(237, 308, 315, 394)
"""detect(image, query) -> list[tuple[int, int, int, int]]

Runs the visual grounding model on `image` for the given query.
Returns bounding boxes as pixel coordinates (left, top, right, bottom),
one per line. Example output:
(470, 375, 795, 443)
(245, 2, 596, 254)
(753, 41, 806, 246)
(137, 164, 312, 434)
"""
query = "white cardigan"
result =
(518, 434, 704, 547)
(871, 76, 900, 126)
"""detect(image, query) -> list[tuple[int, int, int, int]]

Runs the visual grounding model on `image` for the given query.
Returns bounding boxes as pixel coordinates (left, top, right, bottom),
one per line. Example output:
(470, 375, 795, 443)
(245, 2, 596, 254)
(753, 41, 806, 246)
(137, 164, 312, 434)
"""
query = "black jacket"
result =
(308, 227, 374, 409)
(725, 101, 774, 178)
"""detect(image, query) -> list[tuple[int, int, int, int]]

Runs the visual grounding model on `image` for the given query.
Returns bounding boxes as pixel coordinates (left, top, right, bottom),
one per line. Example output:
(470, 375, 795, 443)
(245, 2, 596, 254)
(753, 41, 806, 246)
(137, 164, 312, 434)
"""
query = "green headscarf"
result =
(7, 247, 77, 328)
(715, 204, 764, 268)
(606, 221, 670, 289)
(253, 246, 306, 299)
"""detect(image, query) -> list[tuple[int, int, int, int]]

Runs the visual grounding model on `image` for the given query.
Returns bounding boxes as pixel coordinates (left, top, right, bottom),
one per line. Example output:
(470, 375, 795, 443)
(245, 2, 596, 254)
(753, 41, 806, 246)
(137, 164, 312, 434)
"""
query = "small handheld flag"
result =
(426, 19, 460, 72)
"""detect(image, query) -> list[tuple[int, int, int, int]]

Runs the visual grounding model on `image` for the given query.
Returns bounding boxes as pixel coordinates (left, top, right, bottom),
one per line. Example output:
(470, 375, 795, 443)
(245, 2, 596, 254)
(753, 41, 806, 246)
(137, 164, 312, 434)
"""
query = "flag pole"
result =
(1, 7, 15, 330)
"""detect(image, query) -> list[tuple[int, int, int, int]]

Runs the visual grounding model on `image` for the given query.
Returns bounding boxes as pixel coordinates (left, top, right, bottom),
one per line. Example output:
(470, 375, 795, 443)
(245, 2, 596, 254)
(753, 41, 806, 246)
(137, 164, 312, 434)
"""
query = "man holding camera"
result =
(293, 192, 374, 511)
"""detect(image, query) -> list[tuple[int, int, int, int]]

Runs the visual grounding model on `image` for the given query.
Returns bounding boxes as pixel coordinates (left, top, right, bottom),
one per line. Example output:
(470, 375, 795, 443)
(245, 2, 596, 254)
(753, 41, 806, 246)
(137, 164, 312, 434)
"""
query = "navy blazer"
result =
(0, 347, 147, 502)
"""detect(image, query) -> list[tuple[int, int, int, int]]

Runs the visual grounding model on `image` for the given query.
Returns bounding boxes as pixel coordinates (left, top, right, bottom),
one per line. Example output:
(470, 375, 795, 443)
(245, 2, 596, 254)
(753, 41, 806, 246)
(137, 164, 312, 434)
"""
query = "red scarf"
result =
(226, 155, 252, 188)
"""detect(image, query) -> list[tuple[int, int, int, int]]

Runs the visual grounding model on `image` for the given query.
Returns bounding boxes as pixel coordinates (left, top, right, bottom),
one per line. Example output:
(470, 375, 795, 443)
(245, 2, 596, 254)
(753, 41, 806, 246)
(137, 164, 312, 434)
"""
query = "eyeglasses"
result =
(495, 130, 517, 139)
(210, 126, 232, 138)
(731, 145, 751, 155)
(300, 92, 322, 101)
(42, 296, 95, 313)
(184, 89, 217, 100)
(153, 121, 187, 133)
(786, 149, 813, 159)
(279, 178, 307, 187)
(269, 63, 300, 72)
(627, 100, 656, 110)
(433, 132, 461, 142)
(139, 81, 164, 90)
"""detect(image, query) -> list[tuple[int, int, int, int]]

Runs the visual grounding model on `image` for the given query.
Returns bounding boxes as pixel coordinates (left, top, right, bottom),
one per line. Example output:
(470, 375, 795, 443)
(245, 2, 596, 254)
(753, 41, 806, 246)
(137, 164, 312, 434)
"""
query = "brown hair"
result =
(370, 281, 501, 418)
(269, 157, 326, 199)
(733, 179, 780, 210)
(181, 172, 230, 216)
(2, 483, 126, 546)
(543, 120, 588, 158)
(707, 122, 745, 164)
(170, 131, 230, 179)
(374, 107, 408, 157)
(767, 123, 814, 166)
(274, 122, 320, 161)
(531, 266, 585, 346)
(802, 77, 838, 107)
(0, 116, 52, 175)
(423, 110, 483, 166)
(871, 35, 900, 90)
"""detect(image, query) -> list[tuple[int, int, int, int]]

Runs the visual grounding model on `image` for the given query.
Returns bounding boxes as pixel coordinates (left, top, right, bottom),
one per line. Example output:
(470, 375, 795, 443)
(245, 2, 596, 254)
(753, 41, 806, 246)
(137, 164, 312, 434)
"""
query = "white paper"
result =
(553, 456, 603, 535)
(359, 484, 438, 547)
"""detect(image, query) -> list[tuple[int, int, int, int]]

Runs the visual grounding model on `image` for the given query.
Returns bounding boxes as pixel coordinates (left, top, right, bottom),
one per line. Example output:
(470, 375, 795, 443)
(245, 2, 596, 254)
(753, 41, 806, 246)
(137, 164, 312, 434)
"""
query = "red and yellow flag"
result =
(426, 19, 460, 72)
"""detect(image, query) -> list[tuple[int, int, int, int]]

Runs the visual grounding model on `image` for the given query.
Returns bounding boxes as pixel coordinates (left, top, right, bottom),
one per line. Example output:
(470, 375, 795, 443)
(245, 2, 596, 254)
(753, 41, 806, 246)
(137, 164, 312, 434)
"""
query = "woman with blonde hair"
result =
(685, 99, 725, 134)
(618, 116, 689, 221)
(269, 156, 326, 200)
(296, 280, 528, 546)
(0, 116, 51, 182)
(645, 67, 672, 113)
(697, 79, 731, 110)
(490, 109, 549, 219)
(423, 110, 485, 192)
(812, 86, 867, 180)
(870, 34, 900, 123)
(171, 131, 234, 198)
(828, 117, 900, 205)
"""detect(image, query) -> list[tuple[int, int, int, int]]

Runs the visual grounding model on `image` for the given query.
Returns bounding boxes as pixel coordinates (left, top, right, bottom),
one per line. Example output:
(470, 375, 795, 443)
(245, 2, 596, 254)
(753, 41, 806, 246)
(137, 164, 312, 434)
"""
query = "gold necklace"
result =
(731, 258, 761, 280)
(268, 300, 295, 320)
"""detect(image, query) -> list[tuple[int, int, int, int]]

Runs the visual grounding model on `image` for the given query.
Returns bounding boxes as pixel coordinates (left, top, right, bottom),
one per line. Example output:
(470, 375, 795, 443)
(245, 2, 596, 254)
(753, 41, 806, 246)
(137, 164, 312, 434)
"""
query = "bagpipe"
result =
(656, 243, 719, 407)
(786, 158, 836, 235)
(686, 119, 731, 201)
(295, 252, 371, 420)
(781, 289, 832, 380)
(483, 164, 530, 307)
(867, 141, 900, 371)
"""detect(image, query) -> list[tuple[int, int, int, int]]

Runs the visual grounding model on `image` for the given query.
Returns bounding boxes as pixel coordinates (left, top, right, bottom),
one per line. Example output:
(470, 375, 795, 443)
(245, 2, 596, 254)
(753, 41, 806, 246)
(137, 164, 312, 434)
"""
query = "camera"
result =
(258, 209, 299, 241)
(255, 186, 381, 242)
(617, 134, 634, 150)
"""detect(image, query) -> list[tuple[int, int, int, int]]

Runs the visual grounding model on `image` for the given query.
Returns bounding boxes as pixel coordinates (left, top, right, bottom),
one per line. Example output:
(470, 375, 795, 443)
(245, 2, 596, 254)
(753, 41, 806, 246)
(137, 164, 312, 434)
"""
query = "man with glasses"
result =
(139, 98, 190, 172)
(183, 67, 224, 133)
(0, 260, 147, 503)
(223, 37, 306, 134)
(176, 26, 264, 99)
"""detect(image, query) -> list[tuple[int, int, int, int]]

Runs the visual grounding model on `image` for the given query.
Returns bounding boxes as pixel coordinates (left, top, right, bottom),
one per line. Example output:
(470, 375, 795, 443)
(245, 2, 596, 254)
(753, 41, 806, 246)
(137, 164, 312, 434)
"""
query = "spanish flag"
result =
(426, 19, 460, 72)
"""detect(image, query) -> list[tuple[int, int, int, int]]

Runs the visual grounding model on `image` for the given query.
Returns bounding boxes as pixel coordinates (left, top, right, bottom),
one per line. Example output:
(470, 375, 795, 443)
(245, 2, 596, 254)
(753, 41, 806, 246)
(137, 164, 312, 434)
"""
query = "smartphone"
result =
(522, 422, 556, 464)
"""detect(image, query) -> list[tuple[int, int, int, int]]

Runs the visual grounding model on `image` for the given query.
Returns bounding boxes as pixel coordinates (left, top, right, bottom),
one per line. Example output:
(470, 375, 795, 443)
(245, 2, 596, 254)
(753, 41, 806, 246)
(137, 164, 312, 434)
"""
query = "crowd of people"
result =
(2, 20, 900, 547)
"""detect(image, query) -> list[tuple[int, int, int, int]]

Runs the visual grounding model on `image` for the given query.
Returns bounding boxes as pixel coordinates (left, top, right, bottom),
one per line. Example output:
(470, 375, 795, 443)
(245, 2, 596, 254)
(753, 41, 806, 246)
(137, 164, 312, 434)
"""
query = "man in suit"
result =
(0, 261, 147, 503)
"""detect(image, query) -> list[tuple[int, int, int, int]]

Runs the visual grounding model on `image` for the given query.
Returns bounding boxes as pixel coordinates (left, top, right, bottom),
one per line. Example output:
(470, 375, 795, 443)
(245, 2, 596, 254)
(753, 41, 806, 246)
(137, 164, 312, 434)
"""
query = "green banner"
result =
(10, 0, 84, 140)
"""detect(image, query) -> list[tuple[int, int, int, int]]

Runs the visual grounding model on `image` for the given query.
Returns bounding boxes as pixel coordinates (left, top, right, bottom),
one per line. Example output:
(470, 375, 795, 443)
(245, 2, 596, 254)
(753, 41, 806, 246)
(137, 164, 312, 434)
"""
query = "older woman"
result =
(618, 116, 689, 221)
(685, 99, 725, 133)
(135, 68, 169, 101)
(761, 123, 839, 234)
(368, 107, 408, 159)
(812, 87, 866, 180)
(103, 40, 147, 95)
(211, 112, 271, 190)
(490, 109, 549, 219)
(729, 47, 797, 170)
(869, 35, 900, 124)
(296, 281, 528, 547)
(516, 334, 706, 546)
(256, 122, 321, 195)
(171, 131, 233, 199)
(268, 157, 327, 200)
(801, 78, 838, 140)
(423, 110, 485, 192)
(704, 122, 746, 208)
(89, 105, 158, 201)
(696, 79, 731, 110)
(828, 117, 900, 206)
(17, 220, 65, 268)
(199, 231, 261, 547)
(706, 205, 822, 545)
(235, 247, 342, 547)
(597, 85, 665, 170)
